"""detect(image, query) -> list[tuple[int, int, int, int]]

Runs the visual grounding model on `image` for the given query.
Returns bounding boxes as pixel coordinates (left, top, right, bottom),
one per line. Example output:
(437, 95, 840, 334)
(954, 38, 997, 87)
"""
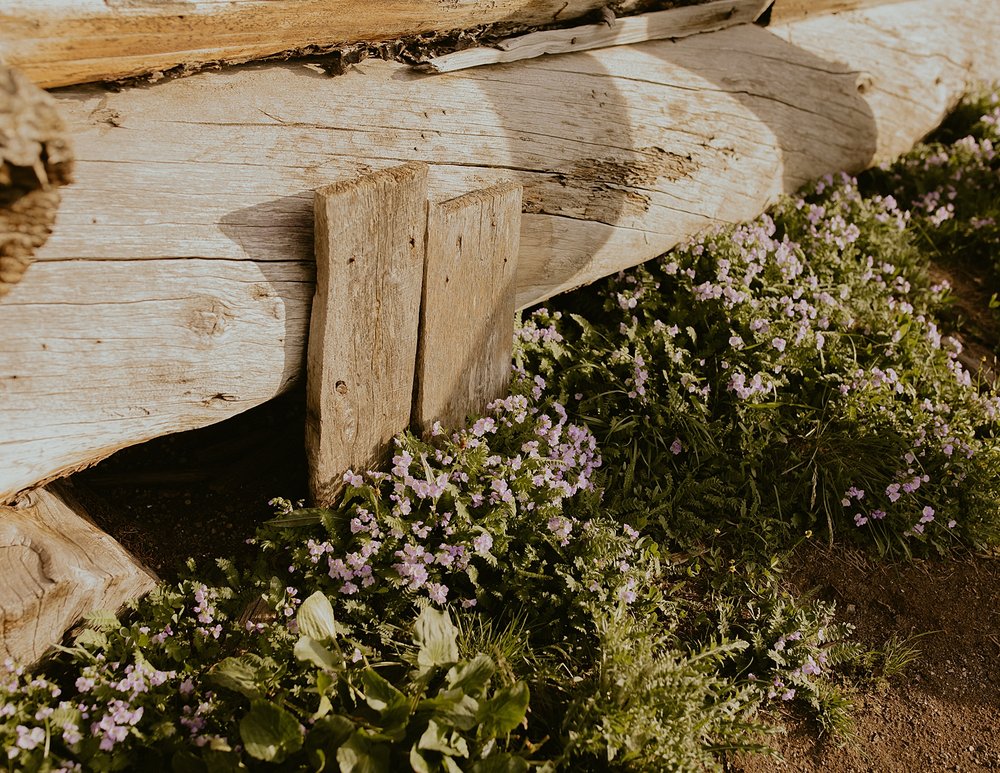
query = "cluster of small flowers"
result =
(285, 377, 603, 611)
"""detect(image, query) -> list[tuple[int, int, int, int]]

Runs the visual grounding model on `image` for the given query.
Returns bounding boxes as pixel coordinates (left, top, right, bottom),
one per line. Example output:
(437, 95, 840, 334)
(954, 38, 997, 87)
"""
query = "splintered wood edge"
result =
(423, 0, 772, 72)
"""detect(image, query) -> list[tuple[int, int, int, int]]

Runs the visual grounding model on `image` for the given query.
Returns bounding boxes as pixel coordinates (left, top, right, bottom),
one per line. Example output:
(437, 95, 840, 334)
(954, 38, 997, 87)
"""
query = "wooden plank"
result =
(0, 485, 158, 664)
(1, 0, 999, 503)
(0, 0, 635, 89)
(306, 163, 428, 507)
(424, 0, 772, 73)
(414, 183, 522, 432)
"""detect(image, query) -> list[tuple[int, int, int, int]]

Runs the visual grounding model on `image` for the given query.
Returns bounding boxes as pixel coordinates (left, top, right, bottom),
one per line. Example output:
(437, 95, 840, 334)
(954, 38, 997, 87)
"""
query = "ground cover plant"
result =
(3, 90, 999, 772)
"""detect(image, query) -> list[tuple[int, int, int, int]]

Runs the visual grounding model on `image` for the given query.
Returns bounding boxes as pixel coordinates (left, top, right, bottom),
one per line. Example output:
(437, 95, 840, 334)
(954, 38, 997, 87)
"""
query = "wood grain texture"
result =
(307, 163, 428, 507)
(769, 0, 909, 23)
(0, 485, 157, 664)
(0, 0, 632, 88)
(414, 183, 522, 432)
(425, 0, 771, 73)
(1, 0, 998, 502)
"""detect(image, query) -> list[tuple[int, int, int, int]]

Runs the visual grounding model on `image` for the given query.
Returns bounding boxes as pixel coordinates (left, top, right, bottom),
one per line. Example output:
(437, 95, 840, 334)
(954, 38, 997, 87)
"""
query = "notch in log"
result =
(306, 162, 428, 507)
(413, 183, 522, 433)
(0, 485, 157, 664)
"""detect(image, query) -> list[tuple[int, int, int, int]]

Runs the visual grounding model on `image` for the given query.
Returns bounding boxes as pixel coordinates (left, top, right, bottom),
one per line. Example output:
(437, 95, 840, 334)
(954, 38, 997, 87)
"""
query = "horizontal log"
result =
(0, 0, 634, 89)
(1, 0, 998, 502)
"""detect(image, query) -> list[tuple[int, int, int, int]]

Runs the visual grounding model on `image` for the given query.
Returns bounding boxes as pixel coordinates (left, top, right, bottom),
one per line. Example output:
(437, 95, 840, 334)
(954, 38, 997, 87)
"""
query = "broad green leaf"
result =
(414, 607, 459, 669)
(477, 682, 529, 738)
(446, 654, 495, 694)
(360, 669, 411, 736)
(416, 689, 479, 731)
(443, 758, 464, 773)
(336, 732, 389, 773)
(469, 754, 530, 773)
(239, 700, 303, 763)
(294, 636, 343, 673)
(210, 656, 264, 700)
(418, 719, 469, 758)
(409, 745, 432, 773)
(306, 714, 354, 767)
(298, 591, 339, 642)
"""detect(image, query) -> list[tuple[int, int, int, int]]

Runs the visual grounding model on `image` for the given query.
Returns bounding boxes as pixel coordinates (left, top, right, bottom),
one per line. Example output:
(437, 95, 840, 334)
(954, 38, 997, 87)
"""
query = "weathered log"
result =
(1, 0, 998, 503)
(0, 0, 645, 89)
(0, 485, 157, 664)
(0, 66, 73, 298)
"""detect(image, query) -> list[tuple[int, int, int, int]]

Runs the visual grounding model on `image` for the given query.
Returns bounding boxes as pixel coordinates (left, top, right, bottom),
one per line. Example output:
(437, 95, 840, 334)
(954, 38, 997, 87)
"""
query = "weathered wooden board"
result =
(0, 485, 157, 664)
(307, 164, 428, 507)
(0, 0, 639, 89)
(425, 0, 772, 73)
(1, 0, 999, 503)
(414, 183, 523, 432)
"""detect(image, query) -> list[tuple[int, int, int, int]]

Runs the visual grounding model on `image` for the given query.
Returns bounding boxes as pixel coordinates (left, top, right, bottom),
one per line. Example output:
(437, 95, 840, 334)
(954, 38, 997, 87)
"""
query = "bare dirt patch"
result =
(732, 546, 1000, 773)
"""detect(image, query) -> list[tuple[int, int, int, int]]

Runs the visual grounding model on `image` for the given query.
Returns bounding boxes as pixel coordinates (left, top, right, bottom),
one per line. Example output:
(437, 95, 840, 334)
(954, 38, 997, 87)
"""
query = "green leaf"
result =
(360, 669, 411, 736)
(265, 507, 330, 528)
(74, 628, 108, 649)
(361, 669, 407, 712)
(210, 656, 265, 700)
(239, 700, 303, 763)
(443, 758, 464, 773)
(418, 719, 469, 758)
(414, 607, 459, 670)
(306, 714, 355, 768)
(294, 636, 344, 673)
(83, 609, 120, 632)
(336, 732, 389, 773)
(469, 754, 530, 773)
(416, 689, 480, 731)
(409, 746, 432, 773)
(477, 682, 529, 738)
(298, 591, 339, 642)
(446, 654, 495, 694)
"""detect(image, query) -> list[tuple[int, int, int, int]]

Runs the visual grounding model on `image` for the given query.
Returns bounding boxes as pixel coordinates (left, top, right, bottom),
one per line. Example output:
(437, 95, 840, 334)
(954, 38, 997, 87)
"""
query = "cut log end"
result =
(0, 65, 74, 299)
(0, 485, 157, 665)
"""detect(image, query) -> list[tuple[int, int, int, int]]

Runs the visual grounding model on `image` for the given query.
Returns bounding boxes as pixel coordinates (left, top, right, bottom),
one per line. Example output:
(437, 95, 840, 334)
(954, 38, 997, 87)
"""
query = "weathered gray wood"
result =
(0, 65, 73, 298)
(424, 0, 771, 73)
(0, 485, 158, 664)
(306, 163, 428, 506)
(1, 0, 999, 503)
(414, 183, 522, 432)
(0, 0, 642, 88)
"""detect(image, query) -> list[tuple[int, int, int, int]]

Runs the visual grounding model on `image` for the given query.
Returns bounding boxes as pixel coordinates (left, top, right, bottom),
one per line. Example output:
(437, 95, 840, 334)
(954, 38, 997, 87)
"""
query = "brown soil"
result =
(70, 391, 308, 580)
(732, 546, 1000, 773)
